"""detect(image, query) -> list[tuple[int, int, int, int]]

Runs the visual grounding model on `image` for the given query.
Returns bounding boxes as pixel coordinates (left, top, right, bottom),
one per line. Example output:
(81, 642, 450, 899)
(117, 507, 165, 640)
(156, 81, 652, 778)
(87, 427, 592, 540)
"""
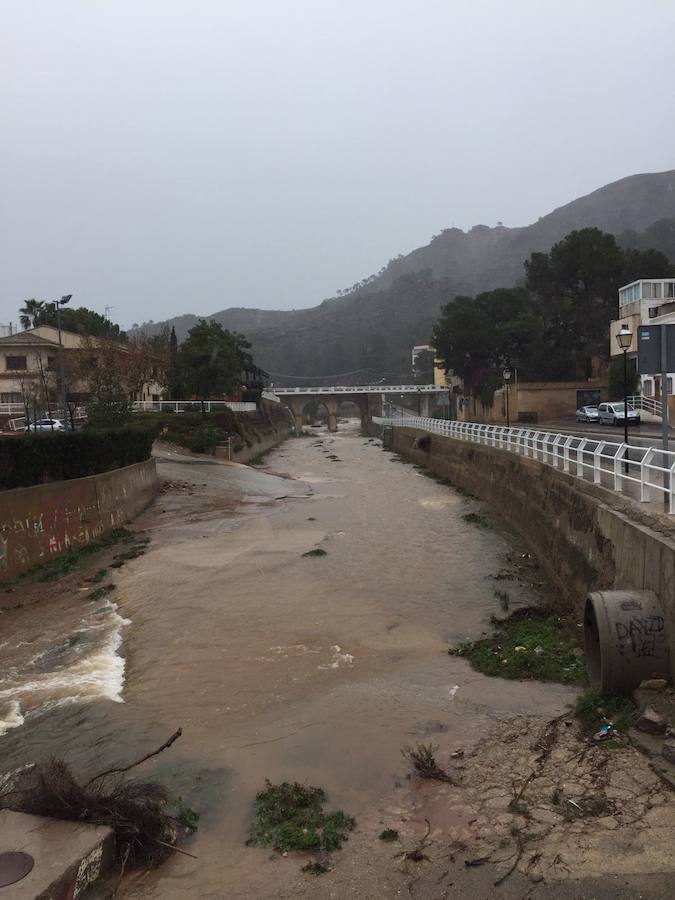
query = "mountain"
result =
(136, 170, 675, 381)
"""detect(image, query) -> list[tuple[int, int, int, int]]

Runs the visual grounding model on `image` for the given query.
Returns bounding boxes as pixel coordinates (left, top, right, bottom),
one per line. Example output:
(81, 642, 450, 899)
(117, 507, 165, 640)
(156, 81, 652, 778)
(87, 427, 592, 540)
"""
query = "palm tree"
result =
(19, 298, 45, 329)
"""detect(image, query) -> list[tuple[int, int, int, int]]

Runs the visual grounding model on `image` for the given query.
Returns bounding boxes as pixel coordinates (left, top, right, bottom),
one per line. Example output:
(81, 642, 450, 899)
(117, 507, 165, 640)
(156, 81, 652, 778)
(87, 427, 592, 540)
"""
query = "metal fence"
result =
(374, 415, 675, 514)
(131, 400, 257, 413)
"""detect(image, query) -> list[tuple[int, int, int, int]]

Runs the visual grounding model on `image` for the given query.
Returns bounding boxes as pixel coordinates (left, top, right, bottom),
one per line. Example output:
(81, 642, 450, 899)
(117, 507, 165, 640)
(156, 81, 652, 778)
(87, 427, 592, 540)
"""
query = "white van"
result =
(597, 402, 640, 427)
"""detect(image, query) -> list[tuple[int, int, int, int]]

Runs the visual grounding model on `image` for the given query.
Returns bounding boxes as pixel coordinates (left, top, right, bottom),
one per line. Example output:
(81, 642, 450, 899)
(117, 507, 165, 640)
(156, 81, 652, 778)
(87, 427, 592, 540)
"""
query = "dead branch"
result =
(87, 729, 183, 786)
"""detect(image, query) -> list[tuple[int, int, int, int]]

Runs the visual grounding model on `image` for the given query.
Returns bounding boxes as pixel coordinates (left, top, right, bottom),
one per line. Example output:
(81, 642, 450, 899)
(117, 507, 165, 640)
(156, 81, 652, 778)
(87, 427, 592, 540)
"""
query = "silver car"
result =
(597, 402, 640, 427)
(26, 418, 67, 432)
(576, 405, 599, 423)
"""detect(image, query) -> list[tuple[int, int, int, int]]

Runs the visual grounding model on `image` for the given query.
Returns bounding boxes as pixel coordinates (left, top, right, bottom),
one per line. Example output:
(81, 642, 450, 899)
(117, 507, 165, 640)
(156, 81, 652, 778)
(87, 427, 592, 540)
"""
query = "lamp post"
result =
(53, 294, 72, 417)
(616, 323, 633, 471)
(503, 367, 512, 428)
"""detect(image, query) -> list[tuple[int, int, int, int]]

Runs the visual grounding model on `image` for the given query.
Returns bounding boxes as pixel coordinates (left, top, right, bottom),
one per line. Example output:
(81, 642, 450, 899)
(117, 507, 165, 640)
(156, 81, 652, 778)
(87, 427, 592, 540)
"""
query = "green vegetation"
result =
(401, 743, 453, 782)
(462, 512, 491, 528)
(88, 584, 116, 601)
(0, 528, 134, 587)
(91, 568, 108, 583)
(575, 687, 637, 735)
(19, 300, 127, 340)
(608, 356, 639, 400)
(433, 227, 674, 401)
(174, 320, 253, 414)
(85, 367, 131, 428)
(449, 608, 586, 685)
(303, 548, 327, 557)
(173, 797, 200, 832)
(248, 780, 354, 852)
(0, 427, 154, 490)
(379, 829, 399, 842)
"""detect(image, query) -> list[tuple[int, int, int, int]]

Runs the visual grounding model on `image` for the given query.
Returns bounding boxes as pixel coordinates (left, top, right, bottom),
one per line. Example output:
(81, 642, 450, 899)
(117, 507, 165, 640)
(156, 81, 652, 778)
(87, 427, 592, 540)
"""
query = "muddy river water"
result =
(0, 423, 579, 898)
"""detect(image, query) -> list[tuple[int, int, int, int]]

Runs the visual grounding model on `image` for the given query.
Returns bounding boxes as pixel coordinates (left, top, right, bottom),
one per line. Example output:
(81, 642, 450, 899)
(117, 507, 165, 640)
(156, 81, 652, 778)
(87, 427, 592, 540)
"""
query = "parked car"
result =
(576, 405, 599, 423)
(25, 418, 67, 432)
(597, 402, 641, 427)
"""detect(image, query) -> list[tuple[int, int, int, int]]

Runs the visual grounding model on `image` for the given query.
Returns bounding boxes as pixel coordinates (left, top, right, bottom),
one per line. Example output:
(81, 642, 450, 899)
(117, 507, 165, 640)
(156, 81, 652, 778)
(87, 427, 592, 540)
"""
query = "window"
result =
(667, 282, 675, 298)
(654, 282, 662, 299)
(46, 356, 57, 370)
(0, 392, 22, 403)
(5, 355, 27, 371)
(642, 283, 653, 299)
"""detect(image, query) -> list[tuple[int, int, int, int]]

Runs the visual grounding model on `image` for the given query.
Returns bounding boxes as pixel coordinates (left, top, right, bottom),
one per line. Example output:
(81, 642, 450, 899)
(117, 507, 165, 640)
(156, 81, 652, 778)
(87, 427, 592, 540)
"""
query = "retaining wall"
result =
(393, 427, 675, 650)
(0, 459, 158, 579)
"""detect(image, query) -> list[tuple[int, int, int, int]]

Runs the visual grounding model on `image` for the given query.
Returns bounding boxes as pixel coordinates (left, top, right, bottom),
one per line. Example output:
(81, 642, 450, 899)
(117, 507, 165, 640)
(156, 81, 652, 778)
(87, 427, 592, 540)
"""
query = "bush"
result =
(0, 426, 155, 490)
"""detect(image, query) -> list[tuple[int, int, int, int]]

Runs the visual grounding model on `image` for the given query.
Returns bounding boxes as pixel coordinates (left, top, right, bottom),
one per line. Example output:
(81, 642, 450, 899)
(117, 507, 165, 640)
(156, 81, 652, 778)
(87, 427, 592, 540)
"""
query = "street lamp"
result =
(503, 367, 512, 428)
(53, 294, 72, 418)
(616, 324, 633, 452)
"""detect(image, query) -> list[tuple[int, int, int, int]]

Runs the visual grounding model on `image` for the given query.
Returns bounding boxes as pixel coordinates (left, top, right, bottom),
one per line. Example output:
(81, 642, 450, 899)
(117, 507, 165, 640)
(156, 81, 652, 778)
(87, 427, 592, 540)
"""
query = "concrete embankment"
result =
(0, 459, 158, 580)
(393, 426, 675, 649)
(221, 422, 291, 464)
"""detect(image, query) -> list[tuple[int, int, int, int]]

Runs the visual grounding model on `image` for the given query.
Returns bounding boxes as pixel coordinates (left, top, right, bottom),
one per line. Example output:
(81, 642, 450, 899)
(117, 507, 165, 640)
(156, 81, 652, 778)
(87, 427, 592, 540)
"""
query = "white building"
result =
(611, 278, 675, 400)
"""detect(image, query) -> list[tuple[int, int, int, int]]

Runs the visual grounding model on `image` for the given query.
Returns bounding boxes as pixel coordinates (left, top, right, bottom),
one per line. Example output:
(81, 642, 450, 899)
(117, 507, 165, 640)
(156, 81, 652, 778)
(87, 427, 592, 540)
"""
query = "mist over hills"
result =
(136, 170, 675, 381)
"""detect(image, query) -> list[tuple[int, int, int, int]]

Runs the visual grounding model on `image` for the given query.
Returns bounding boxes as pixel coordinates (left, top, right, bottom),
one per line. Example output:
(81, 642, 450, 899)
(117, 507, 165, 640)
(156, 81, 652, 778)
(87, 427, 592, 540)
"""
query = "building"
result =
(610, 278, 675, 400)
(0, 325, 165, 413)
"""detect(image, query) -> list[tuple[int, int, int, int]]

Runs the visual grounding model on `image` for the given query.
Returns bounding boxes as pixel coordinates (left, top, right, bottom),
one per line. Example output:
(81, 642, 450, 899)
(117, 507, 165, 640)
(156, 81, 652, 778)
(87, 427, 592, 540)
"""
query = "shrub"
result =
(0, 426, 155, 490)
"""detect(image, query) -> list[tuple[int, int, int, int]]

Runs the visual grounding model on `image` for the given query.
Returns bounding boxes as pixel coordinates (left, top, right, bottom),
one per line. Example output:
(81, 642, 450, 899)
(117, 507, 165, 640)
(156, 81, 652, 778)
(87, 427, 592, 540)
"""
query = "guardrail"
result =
(628, 394, 663, 418)
(374, 415, 675, 514)
(132, 400, 257, 413)
(273, 384, 447, 395)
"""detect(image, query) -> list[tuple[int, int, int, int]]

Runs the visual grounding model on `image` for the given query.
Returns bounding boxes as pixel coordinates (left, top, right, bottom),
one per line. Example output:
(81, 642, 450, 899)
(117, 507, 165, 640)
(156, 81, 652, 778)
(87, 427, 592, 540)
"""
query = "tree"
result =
(19, 299, 45, 329)
(86, 367, 131, 428)
(608, 356, 639, 401)
(168, 326, 179, 398)
(176, 320, 252, 414)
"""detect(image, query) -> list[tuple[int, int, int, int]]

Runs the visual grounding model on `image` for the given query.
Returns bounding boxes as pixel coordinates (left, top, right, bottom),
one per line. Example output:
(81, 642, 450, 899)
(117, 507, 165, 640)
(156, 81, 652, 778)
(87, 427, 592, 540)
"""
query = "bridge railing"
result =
(131, 400, 257, 413)
(374, 415, 675, 514)
(273, 384, 446, 394)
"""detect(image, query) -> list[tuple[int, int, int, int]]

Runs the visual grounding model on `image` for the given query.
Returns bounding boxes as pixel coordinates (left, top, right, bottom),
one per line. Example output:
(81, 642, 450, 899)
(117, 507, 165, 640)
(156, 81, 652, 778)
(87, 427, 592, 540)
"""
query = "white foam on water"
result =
(0, 700, 25, 736)
(0, 603, 131, 735)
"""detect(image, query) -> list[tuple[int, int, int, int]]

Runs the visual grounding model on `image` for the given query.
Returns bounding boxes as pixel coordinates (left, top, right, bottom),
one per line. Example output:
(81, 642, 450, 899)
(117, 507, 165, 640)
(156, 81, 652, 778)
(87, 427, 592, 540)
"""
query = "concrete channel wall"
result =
(393, 426, 675, 650)
(0, 459, 158, 579)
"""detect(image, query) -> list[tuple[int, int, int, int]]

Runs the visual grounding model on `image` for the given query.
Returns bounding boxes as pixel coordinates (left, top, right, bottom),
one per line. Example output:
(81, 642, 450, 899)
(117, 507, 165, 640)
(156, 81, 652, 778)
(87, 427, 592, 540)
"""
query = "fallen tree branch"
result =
(87, 729, 183, 786)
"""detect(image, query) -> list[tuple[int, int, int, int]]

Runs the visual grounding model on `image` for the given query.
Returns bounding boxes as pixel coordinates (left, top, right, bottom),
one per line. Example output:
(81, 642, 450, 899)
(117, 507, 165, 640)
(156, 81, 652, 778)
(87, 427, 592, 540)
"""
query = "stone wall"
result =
(393, 427, 675, 649)
(0, 459, 158, 579)
(232, 424, 291, 464)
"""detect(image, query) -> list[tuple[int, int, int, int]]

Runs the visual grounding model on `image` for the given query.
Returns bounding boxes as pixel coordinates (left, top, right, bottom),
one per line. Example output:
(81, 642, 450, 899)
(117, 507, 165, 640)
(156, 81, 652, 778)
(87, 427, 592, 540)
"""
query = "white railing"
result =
(131, 400, 257, 413)
(375, 415, 675, 514)
(261, 390, 280, 403)
(273, 384, 447, 395)
(0, 403, 26, 415)
(628, 394, 663, 418)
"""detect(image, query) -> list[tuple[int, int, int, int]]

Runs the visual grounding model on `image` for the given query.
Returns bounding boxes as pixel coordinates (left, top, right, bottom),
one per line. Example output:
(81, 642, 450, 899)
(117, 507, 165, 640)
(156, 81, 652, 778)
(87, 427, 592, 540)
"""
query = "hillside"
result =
(136, 170, 675, 380)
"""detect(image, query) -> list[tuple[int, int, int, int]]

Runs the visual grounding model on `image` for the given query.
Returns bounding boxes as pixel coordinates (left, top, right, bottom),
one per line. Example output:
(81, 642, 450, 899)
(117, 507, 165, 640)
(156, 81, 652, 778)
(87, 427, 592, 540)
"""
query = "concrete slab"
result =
(0, 810, 114, 900)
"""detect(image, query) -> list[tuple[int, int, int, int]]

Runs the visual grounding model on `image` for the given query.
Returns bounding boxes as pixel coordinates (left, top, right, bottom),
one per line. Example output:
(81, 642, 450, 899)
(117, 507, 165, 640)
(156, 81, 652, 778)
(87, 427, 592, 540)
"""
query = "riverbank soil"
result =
(2, 426, 675, 898)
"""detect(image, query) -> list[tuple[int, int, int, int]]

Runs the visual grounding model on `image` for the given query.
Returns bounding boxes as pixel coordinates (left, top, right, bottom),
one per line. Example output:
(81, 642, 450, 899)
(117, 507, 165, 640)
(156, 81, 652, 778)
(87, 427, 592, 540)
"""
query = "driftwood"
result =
(87, 728, 183, 786)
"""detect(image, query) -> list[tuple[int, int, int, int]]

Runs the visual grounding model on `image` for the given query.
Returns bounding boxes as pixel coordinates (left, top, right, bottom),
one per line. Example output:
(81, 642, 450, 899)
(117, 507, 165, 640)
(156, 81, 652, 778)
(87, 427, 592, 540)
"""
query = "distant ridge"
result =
(136, 170, 675, 379)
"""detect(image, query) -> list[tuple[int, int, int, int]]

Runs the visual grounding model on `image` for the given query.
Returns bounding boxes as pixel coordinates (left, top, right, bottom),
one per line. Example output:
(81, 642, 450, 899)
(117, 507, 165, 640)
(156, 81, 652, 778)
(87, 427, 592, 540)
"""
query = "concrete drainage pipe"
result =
(584, 590, 671, 691)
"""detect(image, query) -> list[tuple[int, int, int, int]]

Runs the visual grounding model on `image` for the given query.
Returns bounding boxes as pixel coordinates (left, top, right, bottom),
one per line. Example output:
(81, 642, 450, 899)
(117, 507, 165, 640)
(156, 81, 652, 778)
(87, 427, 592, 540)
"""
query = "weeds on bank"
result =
(15, 527, 135, 584)
(449, 608, 586, 685)
(247, 780, 355, 853)
(88, 583, 116, 601)
(401, 743, 454, 782)
(173, 796, 200, 832)
(462, 512, 492, 529)
(302, 548, 327, 557)
(379, 828, 399, 842)
(574, 687, 637, 736)
(494, 589, 511, 612)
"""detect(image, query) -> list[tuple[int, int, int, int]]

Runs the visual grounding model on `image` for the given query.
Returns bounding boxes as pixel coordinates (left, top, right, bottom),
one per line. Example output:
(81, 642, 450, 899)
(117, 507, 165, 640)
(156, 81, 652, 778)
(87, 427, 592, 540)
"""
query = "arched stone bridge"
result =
(273, 384, 447, 432)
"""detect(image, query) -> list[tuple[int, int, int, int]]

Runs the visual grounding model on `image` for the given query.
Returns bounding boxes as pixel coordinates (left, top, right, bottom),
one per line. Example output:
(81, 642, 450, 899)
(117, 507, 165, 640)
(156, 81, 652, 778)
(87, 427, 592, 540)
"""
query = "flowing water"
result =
(0, 423, 576, 897)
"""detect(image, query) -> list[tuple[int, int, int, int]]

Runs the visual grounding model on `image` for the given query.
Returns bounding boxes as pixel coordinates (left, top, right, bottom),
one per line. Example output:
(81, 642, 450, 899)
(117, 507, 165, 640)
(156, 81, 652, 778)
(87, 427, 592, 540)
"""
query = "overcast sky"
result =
(2, 0, 674, 329)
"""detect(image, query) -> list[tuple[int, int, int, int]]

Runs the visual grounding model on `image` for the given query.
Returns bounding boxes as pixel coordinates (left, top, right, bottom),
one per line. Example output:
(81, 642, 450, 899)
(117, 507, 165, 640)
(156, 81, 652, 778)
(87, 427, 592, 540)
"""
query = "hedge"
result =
(0, 426, 156, 490)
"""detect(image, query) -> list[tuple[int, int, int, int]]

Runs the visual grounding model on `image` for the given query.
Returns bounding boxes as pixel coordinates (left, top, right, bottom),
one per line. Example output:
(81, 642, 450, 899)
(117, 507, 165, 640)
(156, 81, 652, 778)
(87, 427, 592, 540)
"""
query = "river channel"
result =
(0, 422, 577, 898)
